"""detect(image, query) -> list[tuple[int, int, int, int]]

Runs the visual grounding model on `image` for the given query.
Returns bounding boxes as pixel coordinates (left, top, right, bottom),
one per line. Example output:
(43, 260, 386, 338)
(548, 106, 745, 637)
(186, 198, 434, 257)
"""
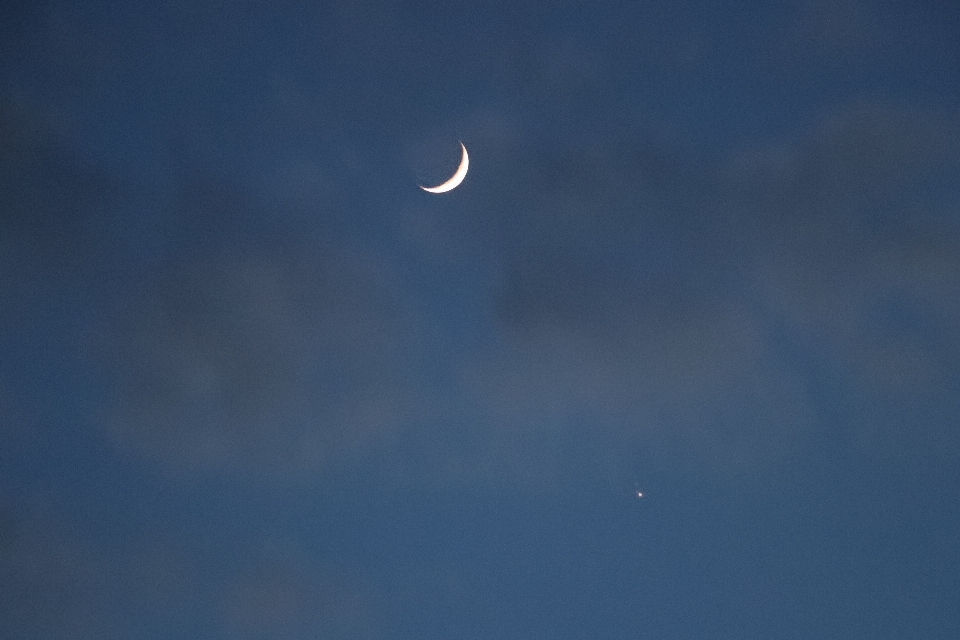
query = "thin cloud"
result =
(453, 102, 960, 483)
(92, 190, 419, 476)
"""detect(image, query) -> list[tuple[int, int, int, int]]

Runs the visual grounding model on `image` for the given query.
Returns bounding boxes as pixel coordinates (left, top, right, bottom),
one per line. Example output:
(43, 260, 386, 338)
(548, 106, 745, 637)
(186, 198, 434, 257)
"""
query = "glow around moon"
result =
(420, 142, 469, 193)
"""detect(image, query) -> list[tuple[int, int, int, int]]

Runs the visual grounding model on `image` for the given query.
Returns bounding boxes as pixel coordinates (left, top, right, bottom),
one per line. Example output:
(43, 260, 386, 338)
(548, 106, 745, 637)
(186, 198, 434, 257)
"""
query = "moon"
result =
(420, 142, 469, 193)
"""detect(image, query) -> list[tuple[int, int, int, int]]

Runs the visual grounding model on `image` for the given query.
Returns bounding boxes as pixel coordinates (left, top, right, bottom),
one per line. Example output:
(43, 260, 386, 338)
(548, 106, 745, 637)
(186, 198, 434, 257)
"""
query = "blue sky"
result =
(2, 1, 960, 638)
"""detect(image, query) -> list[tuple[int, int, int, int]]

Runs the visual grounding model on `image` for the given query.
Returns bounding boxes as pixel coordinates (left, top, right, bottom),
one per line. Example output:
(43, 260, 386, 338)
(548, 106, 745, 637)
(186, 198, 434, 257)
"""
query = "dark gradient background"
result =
(2, 1, 960, 638)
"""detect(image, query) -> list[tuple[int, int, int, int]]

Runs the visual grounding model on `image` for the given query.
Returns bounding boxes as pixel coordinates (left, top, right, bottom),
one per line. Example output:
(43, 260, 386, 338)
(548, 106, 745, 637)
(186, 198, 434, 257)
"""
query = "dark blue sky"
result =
(2, 1, 960, 638)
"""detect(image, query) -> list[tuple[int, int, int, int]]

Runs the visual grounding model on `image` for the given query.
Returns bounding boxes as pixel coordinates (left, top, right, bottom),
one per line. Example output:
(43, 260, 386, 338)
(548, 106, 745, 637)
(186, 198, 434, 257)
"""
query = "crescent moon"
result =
(420, 142, 469, 193)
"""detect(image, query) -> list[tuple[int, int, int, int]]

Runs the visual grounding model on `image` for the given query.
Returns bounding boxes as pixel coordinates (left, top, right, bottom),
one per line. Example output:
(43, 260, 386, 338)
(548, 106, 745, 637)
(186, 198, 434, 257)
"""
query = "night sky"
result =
(2, 1, 960, 638)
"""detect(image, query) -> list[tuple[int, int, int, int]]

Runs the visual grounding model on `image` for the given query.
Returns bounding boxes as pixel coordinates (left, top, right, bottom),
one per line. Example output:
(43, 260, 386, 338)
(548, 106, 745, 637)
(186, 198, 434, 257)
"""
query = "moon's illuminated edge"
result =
(420, 142, 469, 193)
